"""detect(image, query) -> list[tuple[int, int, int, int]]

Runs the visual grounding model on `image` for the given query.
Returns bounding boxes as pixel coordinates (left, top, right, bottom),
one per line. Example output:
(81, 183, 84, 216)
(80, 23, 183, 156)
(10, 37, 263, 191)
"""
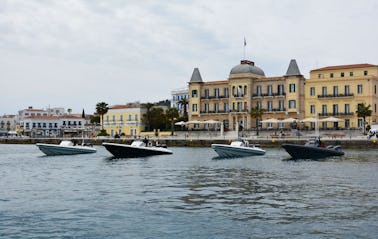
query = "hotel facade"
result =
(305, 64, 378, 129)
(188, 60, 377, 131)
(188, 59, 305, 130)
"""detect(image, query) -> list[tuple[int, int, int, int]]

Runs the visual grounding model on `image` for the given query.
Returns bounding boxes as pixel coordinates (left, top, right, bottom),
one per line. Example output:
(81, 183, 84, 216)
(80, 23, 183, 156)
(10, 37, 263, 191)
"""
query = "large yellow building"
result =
(102, 105, 146, 137)
(305, 64, 378, 129)
(188, 59, 305, 130)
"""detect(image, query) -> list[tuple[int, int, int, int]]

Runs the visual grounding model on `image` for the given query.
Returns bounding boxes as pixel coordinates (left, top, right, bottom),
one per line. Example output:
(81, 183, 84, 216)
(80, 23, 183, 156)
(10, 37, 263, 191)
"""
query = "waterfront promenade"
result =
(1, 130, 377, 149)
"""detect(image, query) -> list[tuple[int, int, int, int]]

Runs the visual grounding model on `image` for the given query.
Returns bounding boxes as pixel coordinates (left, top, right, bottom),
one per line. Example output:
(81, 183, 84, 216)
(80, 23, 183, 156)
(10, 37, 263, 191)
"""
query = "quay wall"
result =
(1, 137, 378, 149)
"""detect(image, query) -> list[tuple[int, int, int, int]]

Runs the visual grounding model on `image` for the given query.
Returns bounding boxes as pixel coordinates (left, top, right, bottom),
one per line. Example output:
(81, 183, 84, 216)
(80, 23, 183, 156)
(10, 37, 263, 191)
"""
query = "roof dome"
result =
(230, 60, 265, 76)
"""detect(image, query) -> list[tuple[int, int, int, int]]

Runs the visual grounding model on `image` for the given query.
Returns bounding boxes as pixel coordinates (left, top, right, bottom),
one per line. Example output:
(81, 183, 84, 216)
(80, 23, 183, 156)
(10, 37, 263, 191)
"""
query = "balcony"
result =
(263, 108, 286, 113)
(252, 92, 286, 98)
(200, 95, 229, 100)
(317, 93, 354, 99)
(229, 109, 249, 114)
(232, 94, 245, 98)
(318, 112, 354, 117)
(200, 110, 228, 114)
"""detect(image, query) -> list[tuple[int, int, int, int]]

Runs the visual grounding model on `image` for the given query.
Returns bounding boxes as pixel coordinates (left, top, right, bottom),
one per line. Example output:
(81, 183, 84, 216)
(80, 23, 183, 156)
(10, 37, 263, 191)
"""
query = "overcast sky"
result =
(1, 0, 377, 115)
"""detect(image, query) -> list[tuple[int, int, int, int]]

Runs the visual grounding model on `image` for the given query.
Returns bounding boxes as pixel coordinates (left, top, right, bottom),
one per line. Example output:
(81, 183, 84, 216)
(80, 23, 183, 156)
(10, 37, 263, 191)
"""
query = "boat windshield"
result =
(131, 140, 145, 147)
(305, 139, 321, 147)
(60, 141, 74, 146)
(230, 141, 244, 147)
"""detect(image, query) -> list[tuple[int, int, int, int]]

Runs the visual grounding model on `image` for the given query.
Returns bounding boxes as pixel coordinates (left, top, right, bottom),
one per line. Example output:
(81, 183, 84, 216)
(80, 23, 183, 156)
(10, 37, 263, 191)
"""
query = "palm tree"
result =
(250, 105, 264, 136)
(166, 107, 179, 136)
(356, 103, 372, 134)
(67, 108, 72, 115)
(142, 103, 155, 131)
(177, 98, 189, 120)
(96, 102, 109, 130)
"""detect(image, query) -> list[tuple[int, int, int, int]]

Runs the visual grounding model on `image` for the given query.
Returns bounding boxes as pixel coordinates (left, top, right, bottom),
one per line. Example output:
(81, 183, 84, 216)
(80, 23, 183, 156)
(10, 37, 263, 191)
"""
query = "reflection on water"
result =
(0, 145, 377, 238)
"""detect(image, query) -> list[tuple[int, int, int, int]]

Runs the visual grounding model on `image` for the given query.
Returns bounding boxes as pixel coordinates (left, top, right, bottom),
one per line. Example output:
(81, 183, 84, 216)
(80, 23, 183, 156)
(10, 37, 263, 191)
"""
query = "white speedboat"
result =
(36, 140, 97, 156)
(211, 140, 266, 158)
(103, 140, 173, 158)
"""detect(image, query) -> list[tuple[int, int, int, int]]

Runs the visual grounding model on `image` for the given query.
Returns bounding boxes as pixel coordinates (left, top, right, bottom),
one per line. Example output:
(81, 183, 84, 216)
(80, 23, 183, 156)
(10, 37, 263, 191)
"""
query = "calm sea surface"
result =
(0, 144, 377, 239)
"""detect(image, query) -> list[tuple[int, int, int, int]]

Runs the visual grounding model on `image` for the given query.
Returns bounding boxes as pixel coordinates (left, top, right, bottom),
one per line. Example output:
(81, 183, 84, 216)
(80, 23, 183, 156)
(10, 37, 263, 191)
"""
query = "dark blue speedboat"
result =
(103, 140, 172, 158)
(282, 138, 344, 160)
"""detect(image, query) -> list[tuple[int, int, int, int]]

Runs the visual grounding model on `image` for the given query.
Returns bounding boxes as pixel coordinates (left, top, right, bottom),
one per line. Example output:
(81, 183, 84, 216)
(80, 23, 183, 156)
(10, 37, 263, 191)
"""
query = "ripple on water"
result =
(0, 145, 377, 238)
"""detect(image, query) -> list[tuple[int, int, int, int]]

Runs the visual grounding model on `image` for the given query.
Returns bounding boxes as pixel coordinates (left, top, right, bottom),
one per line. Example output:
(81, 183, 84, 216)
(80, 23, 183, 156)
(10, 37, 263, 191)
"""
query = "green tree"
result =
(142, 107, 165, 131)
(90, 115, 100, 124)
(67, 108, 72, 115)
(250, 105, 264, 136)
(177, 98, 189, 121)
(142, 103, 154, 131)
(96, 102, 109, 130)
(166, 107, 179, 136)
(356, 103, 372, 134)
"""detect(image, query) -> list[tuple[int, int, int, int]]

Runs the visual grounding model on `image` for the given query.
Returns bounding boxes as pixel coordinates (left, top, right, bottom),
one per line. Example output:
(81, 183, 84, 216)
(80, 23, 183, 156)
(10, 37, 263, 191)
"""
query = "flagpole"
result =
(243, 37, 246, 60)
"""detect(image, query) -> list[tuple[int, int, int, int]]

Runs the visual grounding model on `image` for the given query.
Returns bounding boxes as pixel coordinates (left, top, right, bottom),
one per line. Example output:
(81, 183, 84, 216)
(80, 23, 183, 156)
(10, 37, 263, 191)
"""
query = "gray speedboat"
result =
(36, 140, 97, 156)
(282, 138, 344, 160)
(211, 140, 266, 158)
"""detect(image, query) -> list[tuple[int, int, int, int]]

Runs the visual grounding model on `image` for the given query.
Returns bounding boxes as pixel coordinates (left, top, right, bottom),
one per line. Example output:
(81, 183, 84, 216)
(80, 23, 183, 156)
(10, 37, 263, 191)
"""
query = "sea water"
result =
(0, 144, 377, 238)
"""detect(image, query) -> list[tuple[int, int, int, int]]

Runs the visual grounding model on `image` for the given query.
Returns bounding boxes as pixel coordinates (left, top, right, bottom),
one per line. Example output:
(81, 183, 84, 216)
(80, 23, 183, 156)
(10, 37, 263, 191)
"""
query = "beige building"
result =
(188, 59, 306, 130)
(102, 104, 146, 137)
(305, 64, 378, 129)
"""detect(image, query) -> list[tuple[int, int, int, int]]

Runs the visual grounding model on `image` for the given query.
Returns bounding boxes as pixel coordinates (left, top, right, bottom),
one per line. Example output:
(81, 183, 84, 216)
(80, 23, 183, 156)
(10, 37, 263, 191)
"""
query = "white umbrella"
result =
(204, 119, 220, 124)
(301, 117, 319, 122)
(174, 121, 186, 126)
(320, 116, 343, 122)
(281, 118, 297, 123)
(261, 118, 280, 123)
(186, 120, 204, 124)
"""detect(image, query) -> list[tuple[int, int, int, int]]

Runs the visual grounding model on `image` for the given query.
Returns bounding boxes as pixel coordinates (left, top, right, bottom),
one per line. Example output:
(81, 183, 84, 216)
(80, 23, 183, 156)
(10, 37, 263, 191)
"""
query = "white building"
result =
(22, 115, 87, 137)
(18, 106, 65, 120)
(0, 115, 17, 135)
(171, 87, 189, 115)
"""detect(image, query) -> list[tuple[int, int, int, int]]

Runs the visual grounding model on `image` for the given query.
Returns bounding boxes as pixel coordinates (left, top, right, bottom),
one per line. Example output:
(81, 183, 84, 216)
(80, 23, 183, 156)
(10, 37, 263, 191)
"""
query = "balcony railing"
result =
(200, 110, 228, 114)
(318, 112, 354, 116)
(229, 109, 249, 113)
(263, 108, 286, 113)
(200, 95, 229, 99)
(317, 93, 354, 99)
(252, 92, 286, 98)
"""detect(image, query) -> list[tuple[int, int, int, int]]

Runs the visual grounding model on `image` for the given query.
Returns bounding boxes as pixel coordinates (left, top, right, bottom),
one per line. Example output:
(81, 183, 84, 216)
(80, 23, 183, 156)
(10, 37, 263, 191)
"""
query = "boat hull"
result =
(281, 143, 344, 160)
(103, 142, 173, 158)
(211, 144, 266, 158)
(36, 143, 96, 156)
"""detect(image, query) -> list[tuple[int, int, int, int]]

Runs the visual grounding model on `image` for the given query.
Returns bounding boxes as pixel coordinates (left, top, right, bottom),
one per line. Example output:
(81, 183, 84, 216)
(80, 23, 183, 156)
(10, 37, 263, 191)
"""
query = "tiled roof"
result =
(26, 116, 59, 119)
(110, 105, 135, 109)
(311, 64, 377, 71)
(23, 109, 44, 112)
(60, 115, 84, 119)
(204, 80, 228, 85)
(26, 115, 84, 119)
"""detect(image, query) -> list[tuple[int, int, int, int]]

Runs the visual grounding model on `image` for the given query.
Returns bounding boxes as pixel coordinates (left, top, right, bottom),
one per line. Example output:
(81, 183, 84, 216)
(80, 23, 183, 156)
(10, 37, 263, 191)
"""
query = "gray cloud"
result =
(1, 0, 377, 114)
